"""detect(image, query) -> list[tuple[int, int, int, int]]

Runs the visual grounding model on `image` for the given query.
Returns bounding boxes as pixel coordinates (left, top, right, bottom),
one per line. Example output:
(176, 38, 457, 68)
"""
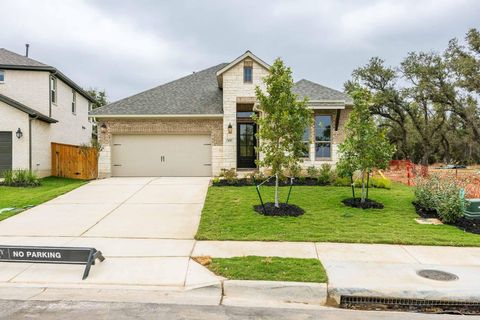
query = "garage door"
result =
(112, 134, 212, 177)
(0, 132, 12, 176)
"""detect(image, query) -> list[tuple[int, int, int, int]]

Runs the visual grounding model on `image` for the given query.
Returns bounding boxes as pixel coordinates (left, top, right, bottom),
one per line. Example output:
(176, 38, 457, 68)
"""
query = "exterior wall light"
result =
(100, 123, 107, 134)
(15, 128, 23, 139)
(227, 123, 233, 134)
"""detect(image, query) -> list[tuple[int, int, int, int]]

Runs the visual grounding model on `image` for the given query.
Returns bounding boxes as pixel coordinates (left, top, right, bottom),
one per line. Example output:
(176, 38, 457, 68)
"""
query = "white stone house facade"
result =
(0, 48, 94, 177)
(91, 51, 353, 178)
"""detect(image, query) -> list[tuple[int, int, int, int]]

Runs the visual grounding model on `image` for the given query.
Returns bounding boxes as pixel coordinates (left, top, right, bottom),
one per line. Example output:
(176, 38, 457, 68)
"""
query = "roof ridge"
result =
(95, 62, 228, 112)
(0, 48, 49, 67)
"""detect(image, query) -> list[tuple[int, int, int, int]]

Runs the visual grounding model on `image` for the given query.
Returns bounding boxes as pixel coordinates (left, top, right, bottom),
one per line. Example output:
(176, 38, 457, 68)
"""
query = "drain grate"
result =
(417, 269, 459, 281)
(340, 295, 480, 314)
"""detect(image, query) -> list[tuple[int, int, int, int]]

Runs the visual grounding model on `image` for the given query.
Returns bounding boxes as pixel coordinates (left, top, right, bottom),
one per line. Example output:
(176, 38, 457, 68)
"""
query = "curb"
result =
(222, 280, 327, 308)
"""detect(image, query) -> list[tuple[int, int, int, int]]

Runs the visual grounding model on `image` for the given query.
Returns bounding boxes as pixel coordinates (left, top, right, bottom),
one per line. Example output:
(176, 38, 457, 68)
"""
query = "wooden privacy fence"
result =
(51, 143, 98, 180)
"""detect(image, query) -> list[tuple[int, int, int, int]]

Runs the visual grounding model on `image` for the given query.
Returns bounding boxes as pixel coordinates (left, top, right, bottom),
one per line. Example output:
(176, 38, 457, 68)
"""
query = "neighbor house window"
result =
(50, 76, 57, 104)
(244, 60, 253, 83)
(315, 115, 332, 158)
(0, 70, 5, 83)
(302, 125, 311, 158)
(72, 90, 76, 114)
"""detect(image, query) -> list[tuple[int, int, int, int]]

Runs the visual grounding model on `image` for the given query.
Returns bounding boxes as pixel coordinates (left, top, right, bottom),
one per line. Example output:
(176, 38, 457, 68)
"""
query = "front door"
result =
(237, 123, 257, 168)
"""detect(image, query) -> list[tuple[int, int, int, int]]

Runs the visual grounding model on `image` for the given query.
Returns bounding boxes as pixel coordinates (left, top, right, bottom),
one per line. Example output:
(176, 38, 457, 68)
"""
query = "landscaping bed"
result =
(194, 256, 327, 283)
(413, 201, 480, 235)
(342, 198, 384, 209)
(196, 184, 480, 246)
(253, 202, 305, 216)
(0, 177, 86, 222)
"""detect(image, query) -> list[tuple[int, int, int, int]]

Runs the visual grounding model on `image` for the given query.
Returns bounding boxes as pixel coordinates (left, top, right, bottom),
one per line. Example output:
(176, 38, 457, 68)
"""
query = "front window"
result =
(302, 125, 310, 158)
(72, 90, 76, 114)
(50, 76, 57, 104)
(244, 66, 252, 83)
(315, 115, 331, 158)
(0, 70, 5, 83)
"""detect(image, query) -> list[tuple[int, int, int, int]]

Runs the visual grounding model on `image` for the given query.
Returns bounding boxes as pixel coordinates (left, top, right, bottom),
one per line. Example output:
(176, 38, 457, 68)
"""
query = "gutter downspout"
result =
(28, 115, 39, 171)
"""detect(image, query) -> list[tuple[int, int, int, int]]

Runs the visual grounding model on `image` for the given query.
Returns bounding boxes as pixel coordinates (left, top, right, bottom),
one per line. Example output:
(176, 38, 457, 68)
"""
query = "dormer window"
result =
(243, 60, 253, 83)
(50, 76, 57, 104)
(0, 70, 5, 83)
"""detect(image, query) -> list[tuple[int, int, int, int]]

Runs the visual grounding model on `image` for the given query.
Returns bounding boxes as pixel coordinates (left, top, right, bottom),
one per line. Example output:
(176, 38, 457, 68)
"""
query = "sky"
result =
(1, 0, 479, 102)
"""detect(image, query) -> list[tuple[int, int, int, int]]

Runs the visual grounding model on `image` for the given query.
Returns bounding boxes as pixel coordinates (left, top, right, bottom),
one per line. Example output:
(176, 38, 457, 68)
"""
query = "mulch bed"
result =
(212, 177, 319, 187)
(342, 198, 384, 209)
(412, 201, 480, 235)
(253, 203, 305, 217)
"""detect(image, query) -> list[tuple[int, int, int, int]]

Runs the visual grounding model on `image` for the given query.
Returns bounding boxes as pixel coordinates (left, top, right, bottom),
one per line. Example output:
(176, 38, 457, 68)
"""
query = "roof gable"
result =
(216, 51, 270, 88)
(0, 93, 57, 123)
(0, 48, 48, 68)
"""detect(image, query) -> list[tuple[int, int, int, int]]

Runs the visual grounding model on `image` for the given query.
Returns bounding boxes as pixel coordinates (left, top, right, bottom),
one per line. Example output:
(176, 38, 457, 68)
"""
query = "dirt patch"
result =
(413, 202, 480, 235)
(341, 198, 384, 209)
(192, 256, 212, 266)
(253, 203, 305, 217)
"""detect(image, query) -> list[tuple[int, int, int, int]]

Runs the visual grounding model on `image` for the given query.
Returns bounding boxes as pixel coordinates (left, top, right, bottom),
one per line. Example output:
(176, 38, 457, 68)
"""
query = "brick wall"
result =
(97, 118, 223, 177)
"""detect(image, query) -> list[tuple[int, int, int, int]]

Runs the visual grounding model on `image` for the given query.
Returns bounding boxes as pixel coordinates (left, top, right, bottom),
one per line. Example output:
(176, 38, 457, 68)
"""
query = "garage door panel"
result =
(0, 132, 12, 175)
(112, 135, 211, 177)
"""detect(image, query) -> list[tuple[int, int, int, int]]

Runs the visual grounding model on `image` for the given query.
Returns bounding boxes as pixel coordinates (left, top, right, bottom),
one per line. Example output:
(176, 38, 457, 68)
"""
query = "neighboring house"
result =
(90, 51, 353, 177)
(0, 48, 94, 177)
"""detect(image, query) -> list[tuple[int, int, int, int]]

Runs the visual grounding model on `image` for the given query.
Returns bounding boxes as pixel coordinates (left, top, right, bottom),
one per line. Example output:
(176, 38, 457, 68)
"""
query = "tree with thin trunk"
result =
(339, 87, 395, 203)
(253, 58, 311, 208)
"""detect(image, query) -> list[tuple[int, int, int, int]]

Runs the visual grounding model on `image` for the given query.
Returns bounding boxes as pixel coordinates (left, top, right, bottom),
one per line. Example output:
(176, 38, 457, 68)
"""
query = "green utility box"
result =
(465, 199, 480, 220)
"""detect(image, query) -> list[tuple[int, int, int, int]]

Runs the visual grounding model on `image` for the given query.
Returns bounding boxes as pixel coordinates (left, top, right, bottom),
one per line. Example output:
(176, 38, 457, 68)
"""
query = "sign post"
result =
(0, 246, 105, 280)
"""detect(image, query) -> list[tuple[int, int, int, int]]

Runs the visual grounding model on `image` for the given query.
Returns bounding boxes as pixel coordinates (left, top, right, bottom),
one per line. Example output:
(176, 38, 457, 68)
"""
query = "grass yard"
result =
(196, 183, 480, 246)
(202, 256, 327, 283)
(0, 177, 86, 221)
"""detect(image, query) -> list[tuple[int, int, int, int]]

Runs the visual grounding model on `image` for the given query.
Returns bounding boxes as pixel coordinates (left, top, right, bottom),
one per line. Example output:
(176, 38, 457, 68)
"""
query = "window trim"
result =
(72, 90, 77, 115)
(50, 76, 57, 105)
(314, 114, 332, 160)
(0, 70, 5, 83)
(301, 124, 311, 159)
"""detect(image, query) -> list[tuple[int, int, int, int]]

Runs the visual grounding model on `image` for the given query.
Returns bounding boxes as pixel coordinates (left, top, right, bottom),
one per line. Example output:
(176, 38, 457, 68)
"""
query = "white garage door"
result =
(112, 134, 212, 177)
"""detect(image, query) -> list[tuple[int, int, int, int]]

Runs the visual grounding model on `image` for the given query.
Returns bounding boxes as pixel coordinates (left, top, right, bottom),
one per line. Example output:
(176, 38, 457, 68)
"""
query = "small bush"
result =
(333, 176, 351, 186)
(370, 176, 392, 189)
(317, 164, 335, 185)
(1, 169, 40, 187)
(306, 166, 319, 178)
(220, 168, 238, 185)
(414, 175, 466, 223)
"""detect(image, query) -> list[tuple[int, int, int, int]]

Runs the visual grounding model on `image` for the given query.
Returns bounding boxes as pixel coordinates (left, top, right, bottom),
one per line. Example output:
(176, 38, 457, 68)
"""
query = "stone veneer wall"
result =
(97, 118, 223, 178)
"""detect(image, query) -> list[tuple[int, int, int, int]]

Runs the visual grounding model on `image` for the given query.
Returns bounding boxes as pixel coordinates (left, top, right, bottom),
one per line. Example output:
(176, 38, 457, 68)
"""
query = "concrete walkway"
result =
(194, 241, 480, 303)
(0, 177, 221, 304)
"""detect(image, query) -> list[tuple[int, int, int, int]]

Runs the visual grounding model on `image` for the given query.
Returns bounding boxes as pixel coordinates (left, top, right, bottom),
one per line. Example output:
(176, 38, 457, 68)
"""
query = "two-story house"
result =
(90, 51, 353, 177)
(0, 48, 94, 177)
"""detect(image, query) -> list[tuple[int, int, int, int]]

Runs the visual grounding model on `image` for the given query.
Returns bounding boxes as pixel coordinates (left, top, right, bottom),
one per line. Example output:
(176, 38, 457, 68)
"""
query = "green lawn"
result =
(204, 256, 327, 283)
(196, 183, 480, 246)
(0, 177, 86, 221)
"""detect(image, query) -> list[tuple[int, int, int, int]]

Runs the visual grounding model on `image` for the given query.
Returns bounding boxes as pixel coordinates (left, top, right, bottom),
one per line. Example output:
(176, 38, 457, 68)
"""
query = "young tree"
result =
(253, 58, 312, 208)
(338, 87, 395, 203)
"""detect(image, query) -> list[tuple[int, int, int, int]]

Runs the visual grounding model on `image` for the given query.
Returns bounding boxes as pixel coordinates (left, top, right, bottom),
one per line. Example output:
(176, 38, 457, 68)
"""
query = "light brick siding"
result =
(97, 118, 223, 177)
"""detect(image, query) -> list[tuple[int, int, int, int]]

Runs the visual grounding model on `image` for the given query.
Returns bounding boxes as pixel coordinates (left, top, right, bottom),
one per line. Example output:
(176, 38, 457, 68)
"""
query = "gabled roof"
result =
(216, 51, 270, 88)
(0, 93, 57, 123)
(90, 63, 228, 116)
(293, 79, 353, 105)
(0, 48, 96, 103)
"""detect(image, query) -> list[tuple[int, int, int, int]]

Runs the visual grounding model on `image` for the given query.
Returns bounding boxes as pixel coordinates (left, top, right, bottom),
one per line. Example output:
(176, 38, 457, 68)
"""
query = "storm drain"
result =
(340, 295, 480, 315)
(417, 269, 459, 281)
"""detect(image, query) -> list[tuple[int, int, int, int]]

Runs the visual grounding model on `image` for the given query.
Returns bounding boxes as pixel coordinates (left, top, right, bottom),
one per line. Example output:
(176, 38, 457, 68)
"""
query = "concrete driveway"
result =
(0, 177, 221, 304)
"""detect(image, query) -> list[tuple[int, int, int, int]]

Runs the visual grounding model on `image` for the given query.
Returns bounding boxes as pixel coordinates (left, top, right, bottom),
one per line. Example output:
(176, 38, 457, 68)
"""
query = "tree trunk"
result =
(361, 171, 366, 203)
(274, 173, 279, 208)
(366, 171, 370, 201)
(350, 174, 355, 199)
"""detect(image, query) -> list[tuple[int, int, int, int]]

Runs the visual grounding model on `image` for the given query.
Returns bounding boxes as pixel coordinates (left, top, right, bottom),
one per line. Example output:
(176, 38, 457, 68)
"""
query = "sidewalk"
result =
(194, 241, 480, 304)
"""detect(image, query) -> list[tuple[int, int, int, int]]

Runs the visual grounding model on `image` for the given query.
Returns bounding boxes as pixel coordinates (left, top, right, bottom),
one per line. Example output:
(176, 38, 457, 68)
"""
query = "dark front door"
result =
(237, 123, 257, 168)
(0, 132, 12, 176)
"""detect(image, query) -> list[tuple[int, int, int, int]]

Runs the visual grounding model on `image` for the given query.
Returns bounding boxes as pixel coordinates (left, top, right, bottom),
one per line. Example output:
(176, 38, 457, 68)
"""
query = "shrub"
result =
(306, 166, 319, 178)
(370, 176, 392, 189)
(317, 164, 335, 185)
(253, 171, 266, 182)
(1, 169, 40, 187)
(220, 168, 238, 185)
(414, 175, 466, 223)
(333, 176, 351, 186)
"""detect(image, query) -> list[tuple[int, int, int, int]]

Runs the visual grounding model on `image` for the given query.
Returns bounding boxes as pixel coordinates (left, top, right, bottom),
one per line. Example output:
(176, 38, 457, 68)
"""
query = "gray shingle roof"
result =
(91, 63, 228, 116)
(293, 79, 353, 104)
(0, 48, 49, 68)
(0, 93, 57, 123)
